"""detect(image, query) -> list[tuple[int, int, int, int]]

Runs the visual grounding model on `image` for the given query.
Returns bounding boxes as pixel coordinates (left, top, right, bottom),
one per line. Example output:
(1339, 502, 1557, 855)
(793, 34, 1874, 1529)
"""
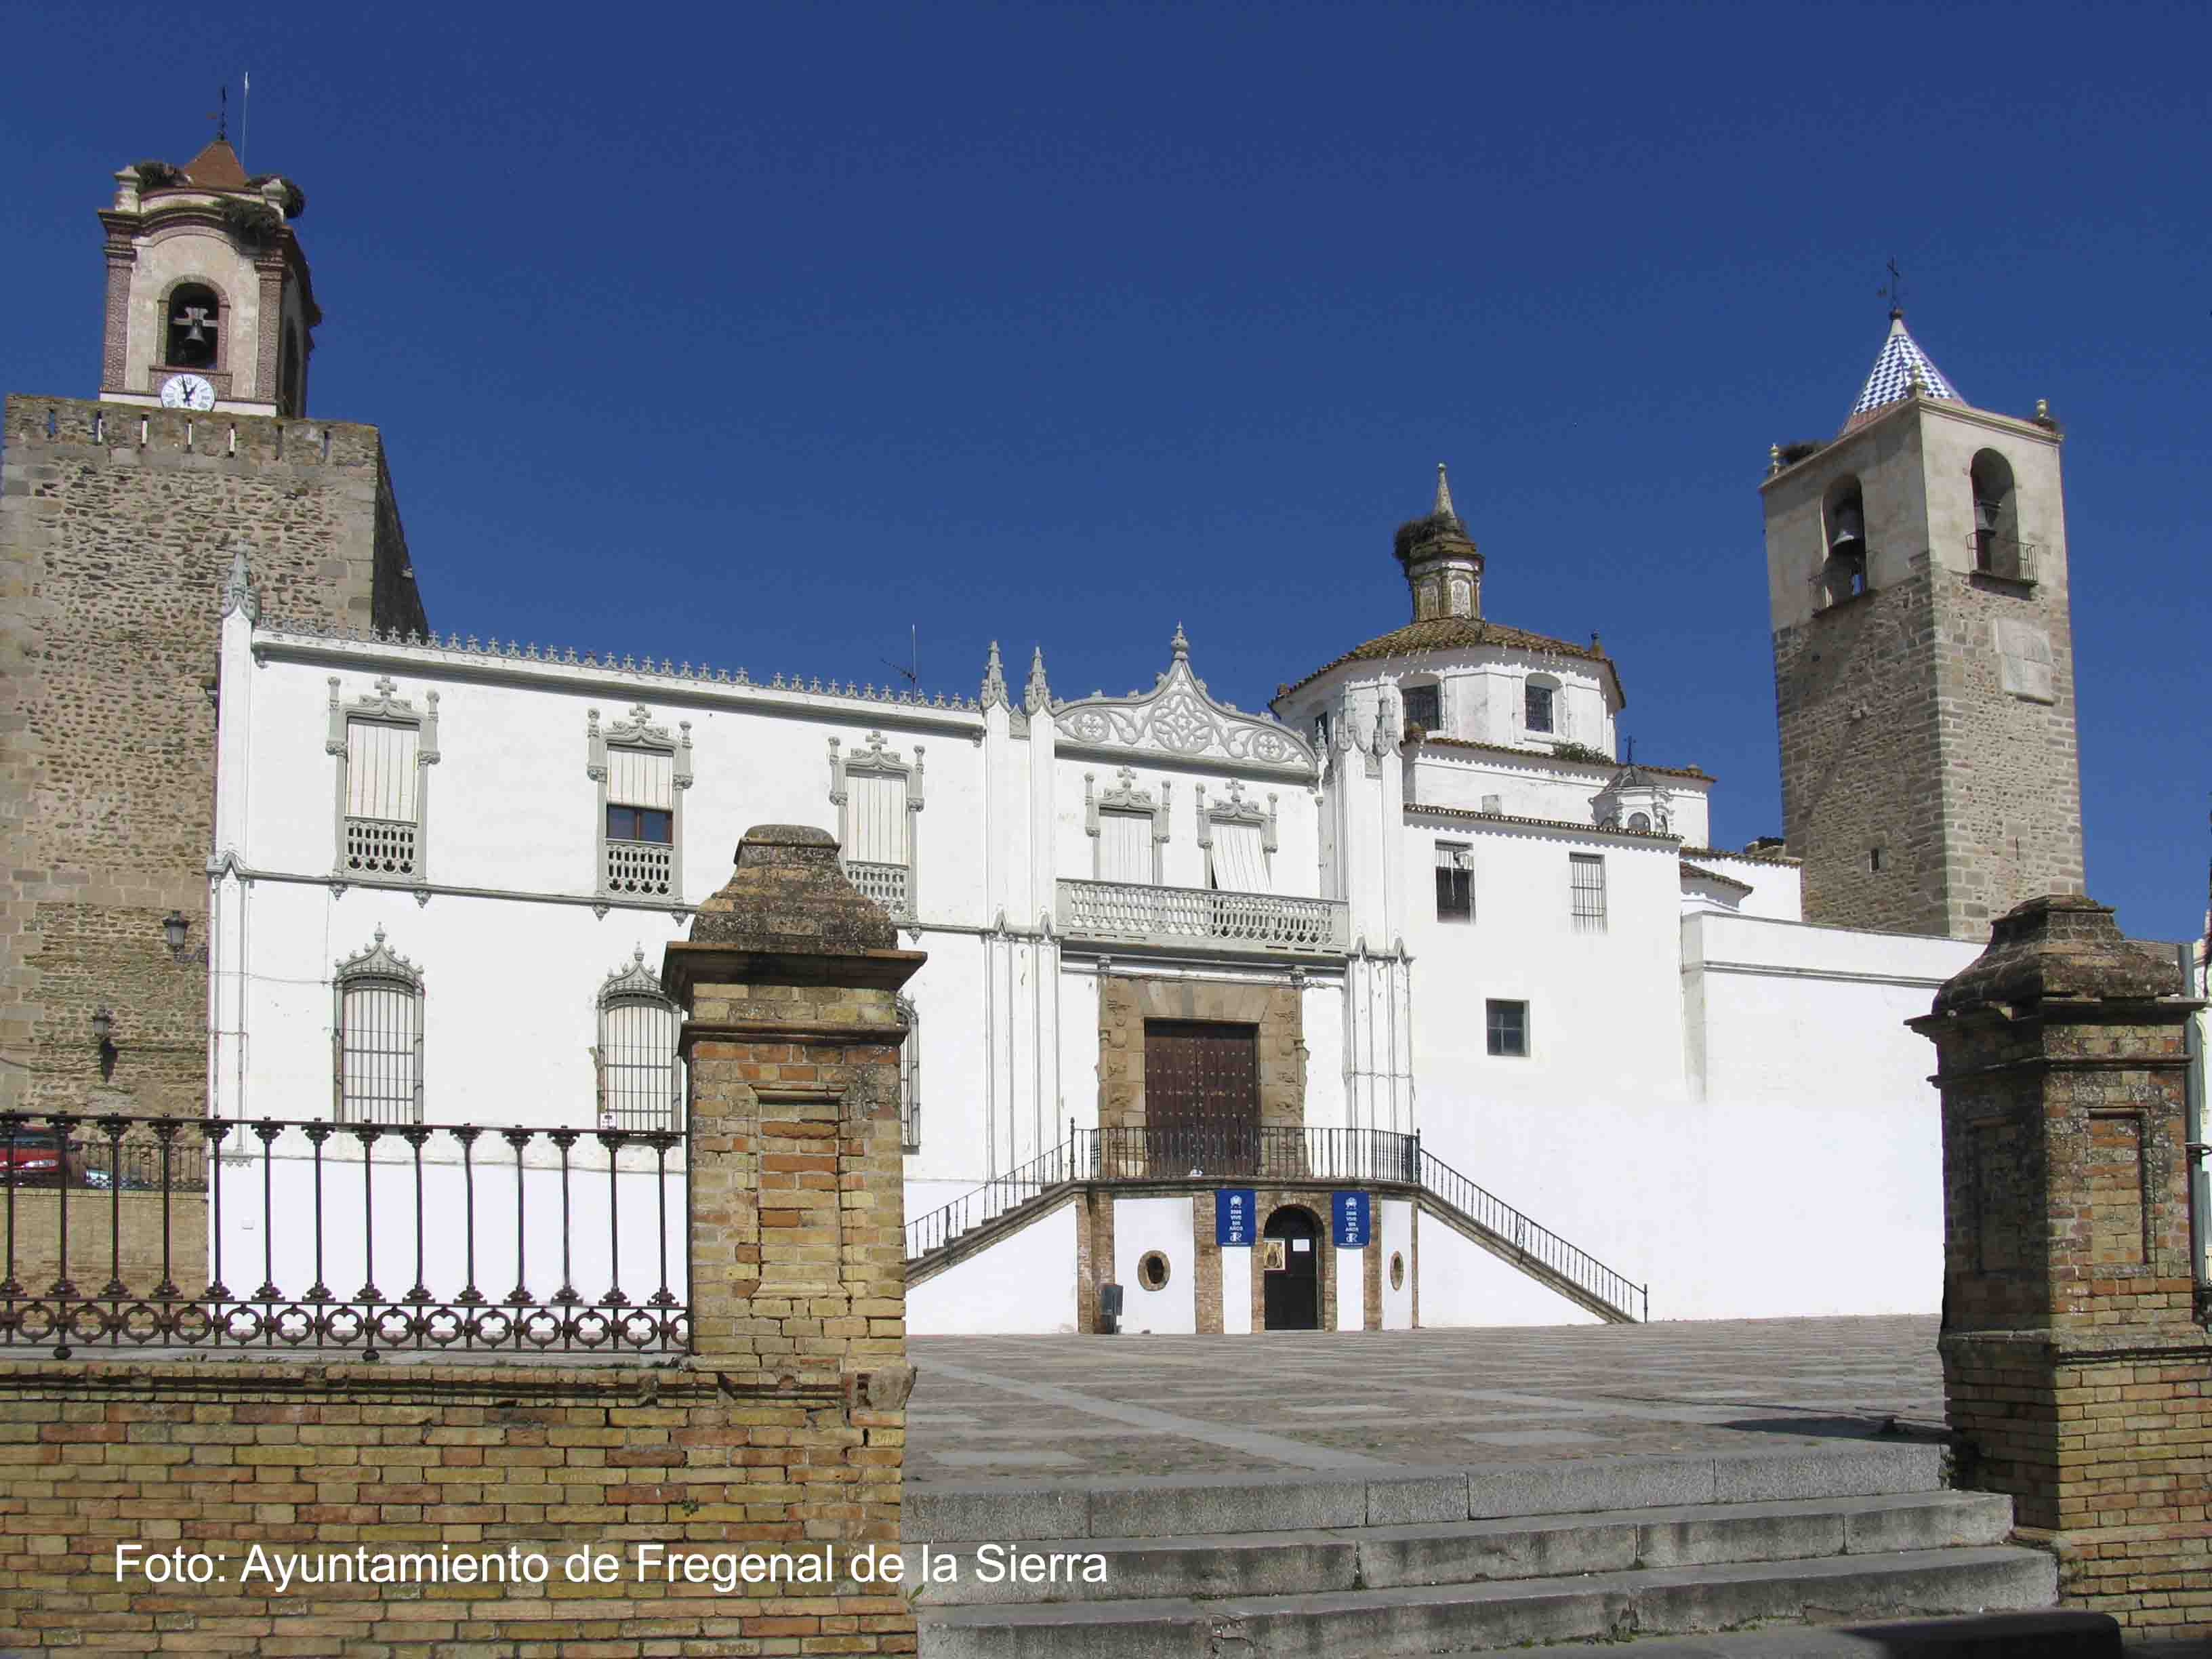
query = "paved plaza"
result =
(907, 1315, 1947, 1487)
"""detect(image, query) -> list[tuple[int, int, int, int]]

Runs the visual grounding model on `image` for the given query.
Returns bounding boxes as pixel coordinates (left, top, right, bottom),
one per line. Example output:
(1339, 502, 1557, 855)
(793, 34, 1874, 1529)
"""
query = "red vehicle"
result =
(0, 1125, 75, 1187)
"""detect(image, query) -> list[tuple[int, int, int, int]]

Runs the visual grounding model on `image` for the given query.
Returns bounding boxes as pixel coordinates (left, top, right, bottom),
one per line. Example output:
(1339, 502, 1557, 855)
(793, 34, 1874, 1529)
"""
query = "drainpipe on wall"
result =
(2179, 942, 2209, 1324)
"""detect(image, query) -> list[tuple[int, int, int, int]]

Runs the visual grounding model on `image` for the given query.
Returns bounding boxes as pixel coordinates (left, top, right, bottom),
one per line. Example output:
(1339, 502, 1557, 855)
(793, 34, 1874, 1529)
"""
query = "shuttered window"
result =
(1099, 811, 1153, 884)
(607, 747, 674, 811)
(849, 773, 909, 865)
(346, 720, 419, 823)
(1210, 821, 1269, 893)
(337, 979, 419, 1124)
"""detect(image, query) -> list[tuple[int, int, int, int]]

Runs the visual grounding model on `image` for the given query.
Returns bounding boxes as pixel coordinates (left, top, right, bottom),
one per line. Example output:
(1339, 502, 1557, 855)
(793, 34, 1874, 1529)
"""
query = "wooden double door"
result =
(1143, 1019, 1261, 1174)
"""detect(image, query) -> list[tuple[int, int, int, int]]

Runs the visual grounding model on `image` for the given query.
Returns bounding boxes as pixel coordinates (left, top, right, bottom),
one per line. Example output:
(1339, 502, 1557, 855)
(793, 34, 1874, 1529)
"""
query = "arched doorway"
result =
(1262, 1205, 1321, 1331)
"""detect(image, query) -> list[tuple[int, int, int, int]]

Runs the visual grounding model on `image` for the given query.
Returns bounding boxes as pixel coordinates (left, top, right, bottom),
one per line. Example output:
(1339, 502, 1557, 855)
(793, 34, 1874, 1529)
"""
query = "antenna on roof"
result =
(1877, 256, 1905, 319)
(217, 84, 228, 142)
(882, 624, 918, 688)
(239, 70, 249, 169)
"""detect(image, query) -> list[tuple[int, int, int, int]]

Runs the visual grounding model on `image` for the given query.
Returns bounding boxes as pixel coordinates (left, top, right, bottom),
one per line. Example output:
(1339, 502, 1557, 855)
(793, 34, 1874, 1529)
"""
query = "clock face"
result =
(160, 374, 216, 411)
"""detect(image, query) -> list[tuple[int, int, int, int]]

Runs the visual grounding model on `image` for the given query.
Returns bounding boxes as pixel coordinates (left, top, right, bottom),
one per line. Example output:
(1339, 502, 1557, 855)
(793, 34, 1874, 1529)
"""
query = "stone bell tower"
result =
(1761, 310, 2084, 941)
(0, 131, 423, 1120)
(97, 127, 316, 415)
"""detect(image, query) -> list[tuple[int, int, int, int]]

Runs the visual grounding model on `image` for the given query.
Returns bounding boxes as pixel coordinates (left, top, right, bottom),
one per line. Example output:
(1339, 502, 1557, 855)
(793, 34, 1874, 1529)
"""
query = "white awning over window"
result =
(1210, 819, 1269, 893)
(1099, 811, 1153, 884)
(850, 772, 909, 865)
(346, 720, 419, 822)
(607, 745, 674, 809)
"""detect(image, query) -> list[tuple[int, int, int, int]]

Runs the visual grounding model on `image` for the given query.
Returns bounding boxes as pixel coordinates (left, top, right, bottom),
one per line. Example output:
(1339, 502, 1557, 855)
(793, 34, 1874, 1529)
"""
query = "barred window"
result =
(1435, 842, 1473, 922)
(1524, 682, 1556, 735)
(333, 928, 423, 1124)
(596, 951, 681, 1132)
(1401, 682, 1441, 735)
(1570, 853, 1607, 933)
(898, 994, 921, 1151)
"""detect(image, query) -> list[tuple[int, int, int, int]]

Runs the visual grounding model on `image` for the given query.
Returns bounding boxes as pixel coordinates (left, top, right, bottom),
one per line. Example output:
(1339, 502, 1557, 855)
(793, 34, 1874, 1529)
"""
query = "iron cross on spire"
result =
(1879, 257, 1905, 318)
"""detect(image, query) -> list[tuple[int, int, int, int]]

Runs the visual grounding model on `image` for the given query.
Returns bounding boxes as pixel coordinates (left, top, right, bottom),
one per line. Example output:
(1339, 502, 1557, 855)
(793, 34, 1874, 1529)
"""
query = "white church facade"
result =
(201, 436, 1983, 1335)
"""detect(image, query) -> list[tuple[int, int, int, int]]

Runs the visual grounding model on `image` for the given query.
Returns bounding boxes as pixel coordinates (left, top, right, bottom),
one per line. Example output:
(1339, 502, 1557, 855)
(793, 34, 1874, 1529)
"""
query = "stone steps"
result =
(907, 1441, 2084, 1658)
(915, 1546, 2060, 1658)
(910, 1490, 2015, 1606)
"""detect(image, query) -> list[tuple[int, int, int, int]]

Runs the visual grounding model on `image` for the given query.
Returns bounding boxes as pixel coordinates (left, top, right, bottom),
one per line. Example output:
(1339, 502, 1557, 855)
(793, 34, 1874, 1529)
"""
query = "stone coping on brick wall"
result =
(0, 1357, 868, 1401)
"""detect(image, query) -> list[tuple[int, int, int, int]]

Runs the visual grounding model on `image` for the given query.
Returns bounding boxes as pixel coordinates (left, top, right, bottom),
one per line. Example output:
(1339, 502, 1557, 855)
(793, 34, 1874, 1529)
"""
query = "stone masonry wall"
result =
(0, 1361, 912, 1655)
(0, 393, 427, 1118)
(1774, 562, 1949, 936)
(1929, 573, 2085, 937)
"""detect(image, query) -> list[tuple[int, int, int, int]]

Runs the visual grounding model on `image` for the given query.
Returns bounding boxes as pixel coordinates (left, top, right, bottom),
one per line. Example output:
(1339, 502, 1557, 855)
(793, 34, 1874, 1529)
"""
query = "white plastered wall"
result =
(907, 1202, 1078, 1335)
(1114, 1195, 1196, 1334)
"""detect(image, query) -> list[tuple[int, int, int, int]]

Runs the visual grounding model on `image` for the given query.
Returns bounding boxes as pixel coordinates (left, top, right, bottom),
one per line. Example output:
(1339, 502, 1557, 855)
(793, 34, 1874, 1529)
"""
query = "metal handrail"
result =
(1416, 1146, 1647, 1322)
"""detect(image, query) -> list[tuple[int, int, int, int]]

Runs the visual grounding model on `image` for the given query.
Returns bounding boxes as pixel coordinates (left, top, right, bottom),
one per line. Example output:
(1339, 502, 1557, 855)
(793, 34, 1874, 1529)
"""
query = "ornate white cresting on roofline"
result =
(1052, 626, 1316, 777)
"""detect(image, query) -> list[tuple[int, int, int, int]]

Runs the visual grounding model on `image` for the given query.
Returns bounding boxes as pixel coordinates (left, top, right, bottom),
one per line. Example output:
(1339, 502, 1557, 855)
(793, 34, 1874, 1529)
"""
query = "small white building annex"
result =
(203, 424, 1988, 1335)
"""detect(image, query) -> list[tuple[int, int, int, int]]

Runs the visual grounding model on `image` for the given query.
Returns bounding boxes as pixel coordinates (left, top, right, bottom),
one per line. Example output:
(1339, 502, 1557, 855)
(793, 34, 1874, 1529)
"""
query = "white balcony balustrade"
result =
(1056, 878, 1348, 956)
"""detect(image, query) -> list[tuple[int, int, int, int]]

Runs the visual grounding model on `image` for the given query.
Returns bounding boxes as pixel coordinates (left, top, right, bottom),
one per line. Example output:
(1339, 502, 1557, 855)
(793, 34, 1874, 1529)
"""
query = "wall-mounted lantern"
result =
(91, 1007, 117, 1082)
(160, 910, 207, 964)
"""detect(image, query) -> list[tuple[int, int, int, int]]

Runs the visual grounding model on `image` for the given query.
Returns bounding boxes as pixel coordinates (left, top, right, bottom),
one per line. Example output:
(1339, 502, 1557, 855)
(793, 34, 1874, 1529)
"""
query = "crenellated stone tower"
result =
(1761, 311, 2083, 940)
(0, 129, 427, 1117)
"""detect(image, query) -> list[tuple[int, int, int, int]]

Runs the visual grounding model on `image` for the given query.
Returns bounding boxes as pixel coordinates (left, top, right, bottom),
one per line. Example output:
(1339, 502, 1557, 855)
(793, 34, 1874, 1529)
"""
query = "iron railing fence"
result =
(1090, 1122, 1419, 1185)
(0, 1115, 211, 1192)
(1416, 1147, 1647, 1323)
(0, 1112, 689, 1359)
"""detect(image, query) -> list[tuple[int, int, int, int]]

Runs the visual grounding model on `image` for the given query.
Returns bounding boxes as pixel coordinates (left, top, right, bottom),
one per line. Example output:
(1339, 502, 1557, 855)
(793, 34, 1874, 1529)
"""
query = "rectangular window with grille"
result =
(604, 745, 678, 898)
(1570, 852, 1607, 932)
(1435, 842, 1473, 922)
(337, 979, 420, 1123)
(1401, 683, 1441, 735)
(1524, 683, 1555, 734)
(1486, 999, 1529, 1057)
(344, 718, 420, 878)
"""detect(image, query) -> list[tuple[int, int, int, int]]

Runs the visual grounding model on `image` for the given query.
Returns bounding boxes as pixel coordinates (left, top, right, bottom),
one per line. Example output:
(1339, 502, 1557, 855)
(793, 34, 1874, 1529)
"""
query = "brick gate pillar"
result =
(662, 823, 924, 1622)
(1910, 895, 2211, 1638)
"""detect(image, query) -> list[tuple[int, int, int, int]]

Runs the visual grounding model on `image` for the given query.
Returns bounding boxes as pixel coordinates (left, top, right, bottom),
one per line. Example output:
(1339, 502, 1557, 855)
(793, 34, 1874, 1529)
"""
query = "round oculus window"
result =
(1137, 1250, 1170, 1292)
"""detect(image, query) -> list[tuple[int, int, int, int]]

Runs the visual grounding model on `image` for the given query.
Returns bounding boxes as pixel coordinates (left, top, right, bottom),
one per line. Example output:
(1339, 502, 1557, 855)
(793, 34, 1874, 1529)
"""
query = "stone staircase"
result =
(907, 1441, 2106, 1658)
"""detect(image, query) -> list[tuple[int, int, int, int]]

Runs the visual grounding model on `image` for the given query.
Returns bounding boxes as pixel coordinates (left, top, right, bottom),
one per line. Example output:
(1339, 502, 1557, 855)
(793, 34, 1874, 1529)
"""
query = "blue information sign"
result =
(1331, 1190, 1372, 1248)
(1215, 1188, 1256, 1247)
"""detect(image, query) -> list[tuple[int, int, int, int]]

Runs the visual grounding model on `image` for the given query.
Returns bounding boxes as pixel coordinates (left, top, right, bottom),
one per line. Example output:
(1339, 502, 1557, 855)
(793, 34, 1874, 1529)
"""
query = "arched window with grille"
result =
(594, 950, 682, 1132)
(333, 927, 424, 1124)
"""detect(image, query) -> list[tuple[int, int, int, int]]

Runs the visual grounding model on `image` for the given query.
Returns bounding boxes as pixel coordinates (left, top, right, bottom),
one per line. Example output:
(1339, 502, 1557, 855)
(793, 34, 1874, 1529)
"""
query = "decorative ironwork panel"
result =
(606, 838, 674, 898)
(344, 816, 418, 878)
(846, 859, 912, 918)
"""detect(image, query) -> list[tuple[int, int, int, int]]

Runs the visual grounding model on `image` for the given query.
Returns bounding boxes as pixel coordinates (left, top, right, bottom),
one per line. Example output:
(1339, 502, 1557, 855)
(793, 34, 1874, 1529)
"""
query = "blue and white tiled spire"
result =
(1845, 311, 1962, 430)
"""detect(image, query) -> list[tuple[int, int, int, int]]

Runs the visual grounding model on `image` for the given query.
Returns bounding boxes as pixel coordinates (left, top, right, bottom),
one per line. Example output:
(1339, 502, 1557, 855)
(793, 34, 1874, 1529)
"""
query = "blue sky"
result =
(6, 2, 2207, 940)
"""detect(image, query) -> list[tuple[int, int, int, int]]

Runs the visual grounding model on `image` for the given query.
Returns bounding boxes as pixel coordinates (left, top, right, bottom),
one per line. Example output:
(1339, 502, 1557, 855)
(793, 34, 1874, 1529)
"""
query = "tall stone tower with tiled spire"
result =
(1761, 310, 2083, 940)
(0, 128, 427, 1118)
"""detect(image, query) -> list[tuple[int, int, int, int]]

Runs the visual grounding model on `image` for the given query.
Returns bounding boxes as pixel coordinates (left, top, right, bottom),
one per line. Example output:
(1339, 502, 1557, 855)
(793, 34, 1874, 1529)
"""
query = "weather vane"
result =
(1878, 257, 1904, 316)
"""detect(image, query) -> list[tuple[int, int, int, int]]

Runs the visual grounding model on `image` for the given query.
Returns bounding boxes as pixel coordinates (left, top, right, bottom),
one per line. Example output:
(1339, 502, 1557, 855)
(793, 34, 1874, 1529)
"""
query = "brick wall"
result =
(0, 1361, 912, 1655)
(0, 392, 427, 1120)
(1917, 896, 2209, 1637)
(2, 1189, 206, 1294)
